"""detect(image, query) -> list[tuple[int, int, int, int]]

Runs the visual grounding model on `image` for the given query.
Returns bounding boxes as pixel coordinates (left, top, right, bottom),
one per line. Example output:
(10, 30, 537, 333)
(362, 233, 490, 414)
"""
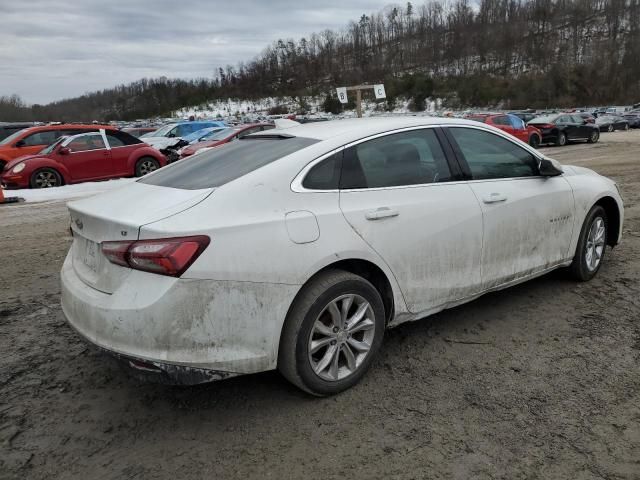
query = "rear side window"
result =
(341, 129, 452, 189)
(492, 115, 510, 126)
(302, 152, 341, 190)
(448, 127, 538, 179)
(106, 131, 142, 147)
(141, 137, 318, 190)
(23, 130, 59, 146)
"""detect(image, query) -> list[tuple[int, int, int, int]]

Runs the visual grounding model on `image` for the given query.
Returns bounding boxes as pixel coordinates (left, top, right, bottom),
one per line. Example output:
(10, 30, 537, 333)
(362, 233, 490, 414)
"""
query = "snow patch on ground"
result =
(3, 178, 135, 204)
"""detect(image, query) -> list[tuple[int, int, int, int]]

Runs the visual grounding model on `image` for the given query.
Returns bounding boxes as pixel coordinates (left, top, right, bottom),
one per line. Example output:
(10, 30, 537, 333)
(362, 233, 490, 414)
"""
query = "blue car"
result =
(142, 121, 227, 139)
(182, 126, 227, 144)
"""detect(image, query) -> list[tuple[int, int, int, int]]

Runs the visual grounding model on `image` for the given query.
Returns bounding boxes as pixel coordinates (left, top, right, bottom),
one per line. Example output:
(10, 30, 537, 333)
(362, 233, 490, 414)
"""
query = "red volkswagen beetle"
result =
(464, 113, 542, 148)
(1, 129, 167, 188)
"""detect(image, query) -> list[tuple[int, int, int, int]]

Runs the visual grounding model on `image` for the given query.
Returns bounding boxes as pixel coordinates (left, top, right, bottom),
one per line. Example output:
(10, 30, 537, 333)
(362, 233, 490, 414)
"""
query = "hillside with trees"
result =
(2, 0, 639, 121)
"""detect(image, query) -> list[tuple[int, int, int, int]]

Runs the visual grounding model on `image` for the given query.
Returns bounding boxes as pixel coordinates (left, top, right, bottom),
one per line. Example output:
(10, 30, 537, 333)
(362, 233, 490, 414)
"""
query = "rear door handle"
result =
(365, 207, 399, 220)
(483, 193, 507, 204)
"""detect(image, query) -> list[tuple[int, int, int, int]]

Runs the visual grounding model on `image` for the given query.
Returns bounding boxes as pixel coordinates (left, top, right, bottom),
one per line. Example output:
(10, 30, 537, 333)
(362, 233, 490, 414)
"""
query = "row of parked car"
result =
(1, 107, 638, 189)
(465, 109, 640, 148)
(0, 120, 276, 189)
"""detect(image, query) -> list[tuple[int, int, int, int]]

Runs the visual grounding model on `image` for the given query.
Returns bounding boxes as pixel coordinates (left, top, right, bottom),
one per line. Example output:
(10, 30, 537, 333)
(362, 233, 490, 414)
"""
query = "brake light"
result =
(101, 236, 210, 277)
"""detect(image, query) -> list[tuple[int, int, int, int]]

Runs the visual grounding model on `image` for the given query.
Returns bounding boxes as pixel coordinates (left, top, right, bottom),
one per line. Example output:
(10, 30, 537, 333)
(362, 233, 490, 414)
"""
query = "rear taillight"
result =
(101, 236, 210, 277)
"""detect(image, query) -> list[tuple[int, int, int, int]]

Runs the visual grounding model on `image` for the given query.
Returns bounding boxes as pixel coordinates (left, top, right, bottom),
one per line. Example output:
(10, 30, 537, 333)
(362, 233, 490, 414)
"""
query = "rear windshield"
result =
(140, 136, 318, 190)
(529, 115, 557, 123)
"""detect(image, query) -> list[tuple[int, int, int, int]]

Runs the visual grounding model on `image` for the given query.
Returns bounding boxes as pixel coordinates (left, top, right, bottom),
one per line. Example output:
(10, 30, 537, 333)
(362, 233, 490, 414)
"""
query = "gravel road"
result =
(1, 131, 639, 479)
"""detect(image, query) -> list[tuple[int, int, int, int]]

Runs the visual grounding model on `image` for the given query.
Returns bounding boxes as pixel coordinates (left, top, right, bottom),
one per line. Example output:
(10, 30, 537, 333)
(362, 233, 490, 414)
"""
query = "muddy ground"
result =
(1, 131, 639, 480)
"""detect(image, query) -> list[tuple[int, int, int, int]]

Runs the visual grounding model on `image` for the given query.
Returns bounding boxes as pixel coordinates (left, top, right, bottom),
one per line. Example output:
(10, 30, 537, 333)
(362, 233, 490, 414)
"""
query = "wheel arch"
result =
(31, 163, 69, 185)
(289, 257, 401, 327)
(595, 196, 621, 247)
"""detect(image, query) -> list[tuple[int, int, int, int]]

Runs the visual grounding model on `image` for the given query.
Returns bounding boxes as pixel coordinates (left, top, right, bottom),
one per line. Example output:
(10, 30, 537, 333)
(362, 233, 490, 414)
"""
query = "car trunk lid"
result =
(68, 181, 213, 293)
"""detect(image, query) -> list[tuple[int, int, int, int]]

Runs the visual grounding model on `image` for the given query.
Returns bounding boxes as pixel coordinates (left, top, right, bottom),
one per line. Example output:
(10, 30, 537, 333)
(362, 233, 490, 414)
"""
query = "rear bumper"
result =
(60, 251, 300, 380)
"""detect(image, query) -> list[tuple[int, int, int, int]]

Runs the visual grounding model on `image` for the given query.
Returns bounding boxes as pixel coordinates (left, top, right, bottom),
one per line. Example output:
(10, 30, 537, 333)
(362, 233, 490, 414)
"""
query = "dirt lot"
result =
(1, 131, 639, 480)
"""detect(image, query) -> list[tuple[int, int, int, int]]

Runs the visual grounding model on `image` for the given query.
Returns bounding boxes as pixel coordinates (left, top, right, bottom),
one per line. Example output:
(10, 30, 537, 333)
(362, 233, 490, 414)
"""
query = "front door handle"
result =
(365, 207, 399, 220)
(483, 193, 507, 204)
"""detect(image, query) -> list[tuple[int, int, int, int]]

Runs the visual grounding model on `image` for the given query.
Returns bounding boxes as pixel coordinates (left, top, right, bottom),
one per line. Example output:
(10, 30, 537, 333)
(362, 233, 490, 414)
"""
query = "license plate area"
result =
(82, 238, 99, 274)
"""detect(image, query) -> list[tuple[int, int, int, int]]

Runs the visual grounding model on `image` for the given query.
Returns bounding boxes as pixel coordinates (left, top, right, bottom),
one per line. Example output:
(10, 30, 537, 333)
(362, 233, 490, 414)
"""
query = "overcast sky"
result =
(0, 0, 398, 105)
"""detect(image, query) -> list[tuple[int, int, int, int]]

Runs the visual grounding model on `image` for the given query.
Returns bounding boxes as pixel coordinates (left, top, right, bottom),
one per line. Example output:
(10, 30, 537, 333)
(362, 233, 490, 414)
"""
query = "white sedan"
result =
(61, 117, 623, 395)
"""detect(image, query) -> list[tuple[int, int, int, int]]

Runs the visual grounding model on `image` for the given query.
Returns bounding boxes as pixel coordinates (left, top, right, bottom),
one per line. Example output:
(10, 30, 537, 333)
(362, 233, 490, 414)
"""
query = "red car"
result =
(179, 123, 274, 158)
(464, 113, 542, 148)
(1, 129, 167, 189)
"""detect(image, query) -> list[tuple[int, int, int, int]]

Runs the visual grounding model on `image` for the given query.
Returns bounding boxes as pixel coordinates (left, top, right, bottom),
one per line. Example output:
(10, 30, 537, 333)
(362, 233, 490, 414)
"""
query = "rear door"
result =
(338, 127, 484, 314)
(64, 132, 113, 180)
(444, 126, 574, 289)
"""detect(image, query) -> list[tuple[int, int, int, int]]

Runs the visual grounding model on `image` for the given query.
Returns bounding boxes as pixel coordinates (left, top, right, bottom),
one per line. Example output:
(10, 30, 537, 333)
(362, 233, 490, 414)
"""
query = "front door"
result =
(63, 132, 113, 181)
(445, 126, 575, 289)
(338, 127, 484, 314)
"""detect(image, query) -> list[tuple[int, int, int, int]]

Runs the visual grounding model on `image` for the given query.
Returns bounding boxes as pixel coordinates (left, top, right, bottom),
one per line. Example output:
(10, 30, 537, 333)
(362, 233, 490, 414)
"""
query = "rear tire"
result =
(135, 157, 160, 177)
(30, 168, 62, 188)
(555, 131, 567, 146)
(529, 134, 540, 149)
(278, 269, 386, 396)
(568, 205, 608, 282)
(587, 130, 599, 143)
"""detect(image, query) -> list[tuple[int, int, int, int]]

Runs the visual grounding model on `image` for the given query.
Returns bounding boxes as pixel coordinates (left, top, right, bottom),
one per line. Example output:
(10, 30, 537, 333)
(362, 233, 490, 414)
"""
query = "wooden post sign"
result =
(335, 84, 386, 118)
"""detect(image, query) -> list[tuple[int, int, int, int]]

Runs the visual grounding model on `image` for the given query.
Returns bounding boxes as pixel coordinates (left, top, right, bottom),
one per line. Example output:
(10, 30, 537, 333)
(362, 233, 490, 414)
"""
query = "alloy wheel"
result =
(585, 216, 606, 272)
(307, 294, 376, 381)
(139, 160, 158, 175)
(34, 171, 59, 188)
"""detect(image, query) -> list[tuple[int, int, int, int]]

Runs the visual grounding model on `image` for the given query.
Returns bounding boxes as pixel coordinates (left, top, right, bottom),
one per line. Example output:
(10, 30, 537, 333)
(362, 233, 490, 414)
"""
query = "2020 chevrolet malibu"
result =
(61, 117, 623, 395)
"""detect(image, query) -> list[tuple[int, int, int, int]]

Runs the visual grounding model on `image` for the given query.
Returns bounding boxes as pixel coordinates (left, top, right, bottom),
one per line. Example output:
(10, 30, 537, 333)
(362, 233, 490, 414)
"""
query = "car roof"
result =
(16, 124, 114, 134)
(251, 117, 490, 141)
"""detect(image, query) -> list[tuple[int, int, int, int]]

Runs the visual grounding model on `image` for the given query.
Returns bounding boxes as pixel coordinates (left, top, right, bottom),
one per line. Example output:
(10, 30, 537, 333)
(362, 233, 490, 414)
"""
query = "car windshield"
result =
(199, 127, 237, 141)
(39, 137, 66, 154)
(0, 129, 26, 146)
(530, 115, 557, 123)
(147, 124, 176, 137)
(140, 136, 318, 190)
(183, 127, 224, 143)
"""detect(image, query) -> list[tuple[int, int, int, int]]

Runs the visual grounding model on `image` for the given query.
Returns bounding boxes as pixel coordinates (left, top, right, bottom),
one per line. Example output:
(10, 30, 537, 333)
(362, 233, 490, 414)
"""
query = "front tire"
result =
(278, 270, 386, 396)
(135, 157, 160, 177)
(569, 205, 608, 281)
(30, 168, 62, 188)
(529, 134, 540, 149)
(587, 129, 599, 143)
(555, 131, 567, 146)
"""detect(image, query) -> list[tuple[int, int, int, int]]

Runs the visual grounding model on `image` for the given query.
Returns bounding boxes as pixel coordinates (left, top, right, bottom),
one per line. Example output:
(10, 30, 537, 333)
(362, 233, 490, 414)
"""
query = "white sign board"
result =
(336, 87, 348, 104)
(374, 84, 386, 99)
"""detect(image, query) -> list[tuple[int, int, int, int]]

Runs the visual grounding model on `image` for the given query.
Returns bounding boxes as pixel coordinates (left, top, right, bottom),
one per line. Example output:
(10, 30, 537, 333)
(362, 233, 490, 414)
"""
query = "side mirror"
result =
(15, 140, 25, 147)
(538, 157, 563, 177)
(58, 147, 70, 155)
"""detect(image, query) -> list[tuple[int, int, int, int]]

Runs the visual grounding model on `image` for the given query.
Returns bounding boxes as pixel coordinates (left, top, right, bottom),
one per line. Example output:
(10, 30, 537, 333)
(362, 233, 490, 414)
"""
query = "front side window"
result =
(67, 133, 106, 152)
(23, 130, 59, 147)
(448, 127, 538, 180)
(340, 129, 452, 189)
